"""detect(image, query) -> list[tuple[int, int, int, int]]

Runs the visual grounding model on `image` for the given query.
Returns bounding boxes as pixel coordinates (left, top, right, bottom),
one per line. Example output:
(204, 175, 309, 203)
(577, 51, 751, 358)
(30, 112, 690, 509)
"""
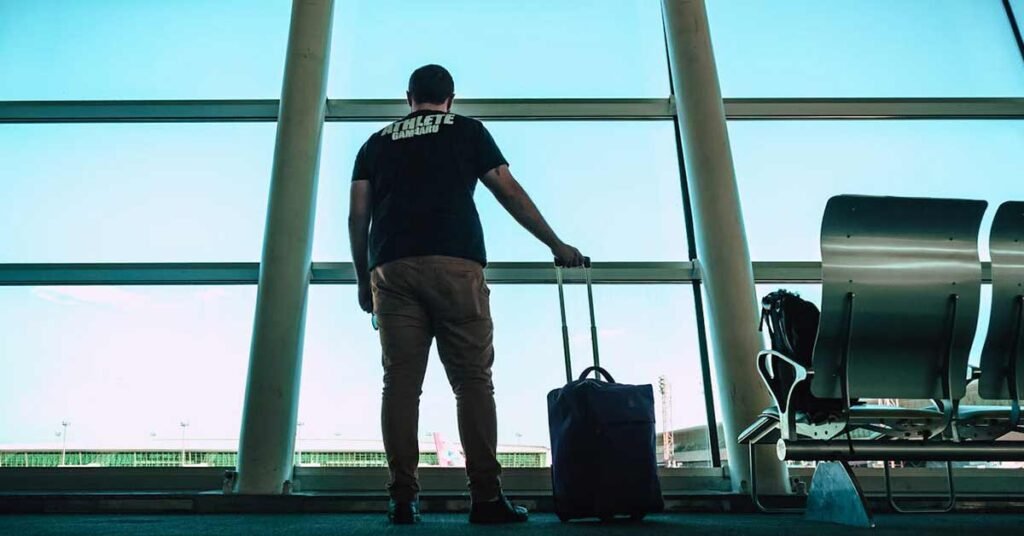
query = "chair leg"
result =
(804, 461, 874, 528)
(883, 460, 956, 514)
(748, 444, 803, 514)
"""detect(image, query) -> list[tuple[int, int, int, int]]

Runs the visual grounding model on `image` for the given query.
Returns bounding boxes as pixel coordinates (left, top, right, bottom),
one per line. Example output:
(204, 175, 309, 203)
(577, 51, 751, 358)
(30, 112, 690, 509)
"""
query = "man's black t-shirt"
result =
(352, 110, 507, 269)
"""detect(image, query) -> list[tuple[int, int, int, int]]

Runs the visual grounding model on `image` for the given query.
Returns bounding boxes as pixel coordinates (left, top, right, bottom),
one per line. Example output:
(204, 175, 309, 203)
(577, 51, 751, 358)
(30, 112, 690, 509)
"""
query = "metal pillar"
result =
(236, 0, 334, 495)
(661, 0, 789, 494)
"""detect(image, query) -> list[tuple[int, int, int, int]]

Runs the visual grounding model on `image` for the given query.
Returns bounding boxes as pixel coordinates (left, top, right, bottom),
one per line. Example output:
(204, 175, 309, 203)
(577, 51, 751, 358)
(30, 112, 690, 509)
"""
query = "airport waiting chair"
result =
(952, 202, 1024, 444)
(739, 195, 1024, 527)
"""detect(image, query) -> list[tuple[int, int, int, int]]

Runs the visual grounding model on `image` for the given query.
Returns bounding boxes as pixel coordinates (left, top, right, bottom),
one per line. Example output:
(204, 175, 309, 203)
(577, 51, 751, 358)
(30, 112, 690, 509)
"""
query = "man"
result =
(348, 64, 585, 525)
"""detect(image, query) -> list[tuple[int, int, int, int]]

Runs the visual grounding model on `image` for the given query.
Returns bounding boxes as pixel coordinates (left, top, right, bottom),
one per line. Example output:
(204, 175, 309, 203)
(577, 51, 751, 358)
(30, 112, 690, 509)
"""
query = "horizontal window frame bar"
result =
(0, 263, 261, 286)
(328, 98, 675, 121)
(316, 261, 700, 284)
(1, 465, 1023, 495)
(749, 261, 993, 284)
(0, 99, 671, 123)
(0, 262, 699, 286)
(3, 98, 1024, 123)
(0, 261, 996, 286)
(725, 98, 1024, 120)
(0, 466, 726, 494)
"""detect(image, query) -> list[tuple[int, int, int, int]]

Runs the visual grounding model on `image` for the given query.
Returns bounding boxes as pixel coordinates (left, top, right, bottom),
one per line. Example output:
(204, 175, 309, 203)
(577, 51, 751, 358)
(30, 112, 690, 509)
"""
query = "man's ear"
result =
(406, 91, 414, 107)
(446, 94, 455, 112)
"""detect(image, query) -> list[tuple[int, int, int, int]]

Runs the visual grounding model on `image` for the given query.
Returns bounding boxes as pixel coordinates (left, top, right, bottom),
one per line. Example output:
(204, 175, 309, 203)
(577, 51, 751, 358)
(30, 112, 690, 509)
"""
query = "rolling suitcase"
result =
(546, 258, 664, 522)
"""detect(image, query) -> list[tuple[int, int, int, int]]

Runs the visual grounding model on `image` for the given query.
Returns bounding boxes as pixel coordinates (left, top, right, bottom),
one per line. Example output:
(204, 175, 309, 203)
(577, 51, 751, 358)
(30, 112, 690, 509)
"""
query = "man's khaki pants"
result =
(371, 255, 501, 502)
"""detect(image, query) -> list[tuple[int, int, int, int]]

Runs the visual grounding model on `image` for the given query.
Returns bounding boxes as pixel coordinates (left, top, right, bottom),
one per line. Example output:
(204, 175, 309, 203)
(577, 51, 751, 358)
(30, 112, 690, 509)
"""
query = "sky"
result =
(1, 0, 1024, 463)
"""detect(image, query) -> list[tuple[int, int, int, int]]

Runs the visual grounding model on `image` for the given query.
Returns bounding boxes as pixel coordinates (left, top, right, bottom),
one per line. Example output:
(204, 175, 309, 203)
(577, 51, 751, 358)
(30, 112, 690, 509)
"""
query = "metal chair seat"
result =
(957, 405, 1019, 420)
(955, 405, 1024, 440)
(737, 409, 782, 445)
(848, 405, 943, 421)
(847, 404, 940, 423)
(740, 404, 945, 445)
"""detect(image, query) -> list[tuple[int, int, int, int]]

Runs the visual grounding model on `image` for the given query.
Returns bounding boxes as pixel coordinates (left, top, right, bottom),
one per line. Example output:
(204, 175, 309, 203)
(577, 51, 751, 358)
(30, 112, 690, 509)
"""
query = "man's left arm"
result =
(349, 180, 373, 313)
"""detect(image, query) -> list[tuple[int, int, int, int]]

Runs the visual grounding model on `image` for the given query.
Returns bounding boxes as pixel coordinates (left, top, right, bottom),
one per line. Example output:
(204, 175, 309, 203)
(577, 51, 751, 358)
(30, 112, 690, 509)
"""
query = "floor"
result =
(1, 513, 1022, 536)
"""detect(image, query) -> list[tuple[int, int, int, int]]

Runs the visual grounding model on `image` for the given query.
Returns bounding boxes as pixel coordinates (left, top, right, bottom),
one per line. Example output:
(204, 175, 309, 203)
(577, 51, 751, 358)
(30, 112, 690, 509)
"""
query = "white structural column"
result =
(236, 0, 335, 494)
(661, 0, 788, 493)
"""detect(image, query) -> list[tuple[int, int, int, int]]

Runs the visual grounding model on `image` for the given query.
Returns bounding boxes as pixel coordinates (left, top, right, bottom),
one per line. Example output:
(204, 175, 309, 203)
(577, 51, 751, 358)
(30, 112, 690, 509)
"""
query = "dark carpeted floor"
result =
(0, 513, 1022, 536)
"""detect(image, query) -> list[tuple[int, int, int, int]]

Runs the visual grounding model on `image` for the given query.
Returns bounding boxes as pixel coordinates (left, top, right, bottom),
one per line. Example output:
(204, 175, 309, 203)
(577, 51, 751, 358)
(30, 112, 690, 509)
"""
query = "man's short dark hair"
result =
(408, 64, 454, 104)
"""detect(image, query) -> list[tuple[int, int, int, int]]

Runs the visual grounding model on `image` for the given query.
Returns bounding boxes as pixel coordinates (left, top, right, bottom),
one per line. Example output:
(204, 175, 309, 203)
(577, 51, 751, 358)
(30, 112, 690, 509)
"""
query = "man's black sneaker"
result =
(469, 493, 529, 524)
(388, 499, 421, 525)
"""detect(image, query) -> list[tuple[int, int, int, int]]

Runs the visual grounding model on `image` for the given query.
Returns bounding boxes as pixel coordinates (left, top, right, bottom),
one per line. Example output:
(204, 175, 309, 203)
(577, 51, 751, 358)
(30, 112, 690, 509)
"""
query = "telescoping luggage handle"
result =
(555, 256, 601, 383)
(577, 366, 615, 383)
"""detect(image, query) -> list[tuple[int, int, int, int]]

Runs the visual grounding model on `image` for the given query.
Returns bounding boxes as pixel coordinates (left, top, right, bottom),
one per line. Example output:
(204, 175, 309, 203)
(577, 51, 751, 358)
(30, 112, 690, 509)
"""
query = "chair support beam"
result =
(779, 440, 1024, 462)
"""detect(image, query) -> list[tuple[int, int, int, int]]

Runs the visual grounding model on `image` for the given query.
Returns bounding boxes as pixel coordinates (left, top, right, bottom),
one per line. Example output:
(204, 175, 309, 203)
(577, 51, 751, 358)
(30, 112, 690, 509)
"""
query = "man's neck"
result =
(410, 103, 449, 114)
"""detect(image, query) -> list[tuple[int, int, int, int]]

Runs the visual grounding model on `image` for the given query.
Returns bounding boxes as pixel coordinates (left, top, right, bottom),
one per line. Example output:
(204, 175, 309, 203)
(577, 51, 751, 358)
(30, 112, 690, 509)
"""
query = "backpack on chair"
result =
(759, 290, 847, 419)
(760, 289, 819, 367)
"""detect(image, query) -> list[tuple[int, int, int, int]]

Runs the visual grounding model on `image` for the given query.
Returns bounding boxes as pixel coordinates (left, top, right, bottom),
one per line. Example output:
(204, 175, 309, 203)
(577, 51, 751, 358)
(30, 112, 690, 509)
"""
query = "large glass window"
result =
(300, 284, 707, 466)
(0, 286, 255, 447)
(10, 0, 1024, 481)
(706, 0, 1024, 97)
(314, 122, 688, 261)
(730, 120, 1024, 261)
(0, 0, 290, 100)
(328, 0, 668, 98)
(0, 124, 274, 263)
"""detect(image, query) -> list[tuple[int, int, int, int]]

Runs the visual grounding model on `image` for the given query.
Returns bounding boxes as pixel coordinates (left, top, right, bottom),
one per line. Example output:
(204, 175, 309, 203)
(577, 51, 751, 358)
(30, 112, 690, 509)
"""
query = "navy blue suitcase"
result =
(546, 260, 664, 522)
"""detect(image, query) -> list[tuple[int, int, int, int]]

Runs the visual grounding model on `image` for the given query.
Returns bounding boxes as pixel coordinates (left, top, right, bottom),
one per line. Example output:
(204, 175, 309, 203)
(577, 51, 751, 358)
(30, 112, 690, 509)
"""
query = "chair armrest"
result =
(756, 350, 813, 440)
(758, 349, 811, 381)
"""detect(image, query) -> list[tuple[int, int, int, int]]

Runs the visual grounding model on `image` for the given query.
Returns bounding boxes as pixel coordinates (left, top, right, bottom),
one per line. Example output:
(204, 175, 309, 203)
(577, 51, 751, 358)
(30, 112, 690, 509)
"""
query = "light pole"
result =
(180, 421, 190, 466)
(60, 421, 70, 467)
(295, 422, 304, 467)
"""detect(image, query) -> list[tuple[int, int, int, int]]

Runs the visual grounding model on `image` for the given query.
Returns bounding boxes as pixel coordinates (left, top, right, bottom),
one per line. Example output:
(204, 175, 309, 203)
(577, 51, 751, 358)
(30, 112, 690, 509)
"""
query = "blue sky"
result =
(1, 1, 1023, 460)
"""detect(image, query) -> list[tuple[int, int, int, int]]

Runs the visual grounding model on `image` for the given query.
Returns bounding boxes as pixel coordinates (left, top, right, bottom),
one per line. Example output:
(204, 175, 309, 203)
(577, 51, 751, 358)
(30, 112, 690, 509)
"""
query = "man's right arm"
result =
(349, 142, 374, 314)
(479, 164, 584, 267)
(348, 180, 373, 313)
